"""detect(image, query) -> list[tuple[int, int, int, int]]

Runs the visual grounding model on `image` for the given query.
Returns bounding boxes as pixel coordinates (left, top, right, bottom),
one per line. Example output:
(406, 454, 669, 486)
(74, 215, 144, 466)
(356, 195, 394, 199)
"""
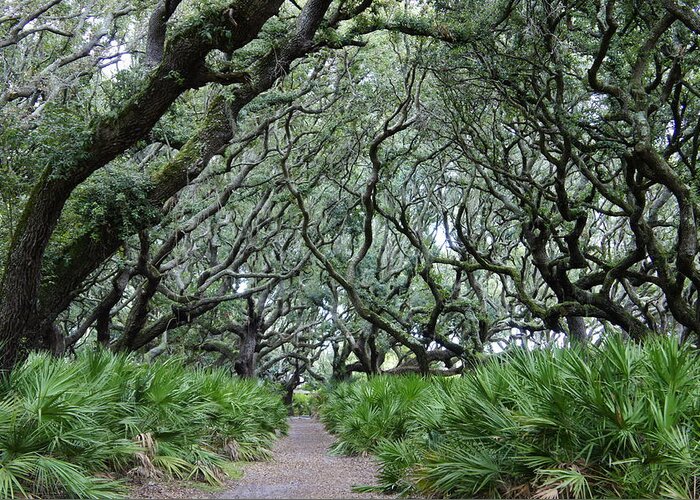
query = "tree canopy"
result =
(2, 0, 700, 384)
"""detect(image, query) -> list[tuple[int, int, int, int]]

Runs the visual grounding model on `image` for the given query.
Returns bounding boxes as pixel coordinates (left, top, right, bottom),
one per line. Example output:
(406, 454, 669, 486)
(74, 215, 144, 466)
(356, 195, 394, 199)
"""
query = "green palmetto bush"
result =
(320, 337, 700, 499)
(0, 350, 287, 498)
(291, 392, 317, 416)
(319, 375, 436, 456)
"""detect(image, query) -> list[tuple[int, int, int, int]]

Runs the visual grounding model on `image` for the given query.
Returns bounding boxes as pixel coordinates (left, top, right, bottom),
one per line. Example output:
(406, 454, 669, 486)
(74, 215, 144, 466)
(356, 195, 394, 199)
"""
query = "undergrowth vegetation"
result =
(0, 350, 287, 498)
(320, 338, 700, 499)
(291, 392, 317, 416)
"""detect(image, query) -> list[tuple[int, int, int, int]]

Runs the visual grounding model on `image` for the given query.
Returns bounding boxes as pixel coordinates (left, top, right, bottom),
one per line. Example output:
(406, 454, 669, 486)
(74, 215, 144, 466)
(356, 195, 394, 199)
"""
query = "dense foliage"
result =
(2, 0, 700, 383)
(321, 338, 700, 498)
(0, 350, 287, 498)
(4, 2, 700, 496)
(291, 392, 318, 416)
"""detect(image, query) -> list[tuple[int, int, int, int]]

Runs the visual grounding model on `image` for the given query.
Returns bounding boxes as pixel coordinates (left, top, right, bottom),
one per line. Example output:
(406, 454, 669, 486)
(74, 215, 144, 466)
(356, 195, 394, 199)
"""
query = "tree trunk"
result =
(282, 367, 302, 414)
(566, 315, 588, 343)
(234, 326, 258, 378)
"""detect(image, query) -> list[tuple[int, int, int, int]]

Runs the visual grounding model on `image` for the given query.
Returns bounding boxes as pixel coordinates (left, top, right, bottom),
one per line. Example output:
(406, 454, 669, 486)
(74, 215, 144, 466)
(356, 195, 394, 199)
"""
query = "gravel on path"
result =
(217, 416, 390, 499)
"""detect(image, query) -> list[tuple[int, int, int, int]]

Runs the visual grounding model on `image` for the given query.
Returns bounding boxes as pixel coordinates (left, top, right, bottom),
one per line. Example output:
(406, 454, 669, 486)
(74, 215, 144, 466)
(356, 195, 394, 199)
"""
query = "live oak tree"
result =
(275, 0, 700, 374)
(55, 39, 353, 376)
(3, 0, 700, 379)
(0, 0, 371, 370)
(423, 0, 700, 344)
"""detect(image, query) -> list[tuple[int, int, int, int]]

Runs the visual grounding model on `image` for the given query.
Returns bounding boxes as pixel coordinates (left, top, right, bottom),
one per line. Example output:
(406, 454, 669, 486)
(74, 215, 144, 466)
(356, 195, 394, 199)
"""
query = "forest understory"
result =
(3, 0, 700, 498)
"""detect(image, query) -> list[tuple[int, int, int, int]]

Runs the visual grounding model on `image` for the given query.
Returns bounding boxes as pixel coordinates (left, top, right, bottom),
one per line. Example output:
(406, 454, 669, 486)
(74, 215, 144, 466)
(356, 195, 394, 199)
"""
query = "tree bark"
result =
(234, 327, 258, 378)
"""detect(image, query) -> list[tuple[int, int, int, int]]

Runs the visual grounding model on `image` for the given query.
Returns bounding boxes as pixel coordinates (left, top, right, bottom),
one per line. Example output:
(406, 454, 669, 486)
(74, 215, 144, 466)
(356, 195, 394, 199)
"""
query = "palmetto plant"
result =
(0, 350, 287, 498)
(321, 337, 700, 499)
(319, 375, 435, 456)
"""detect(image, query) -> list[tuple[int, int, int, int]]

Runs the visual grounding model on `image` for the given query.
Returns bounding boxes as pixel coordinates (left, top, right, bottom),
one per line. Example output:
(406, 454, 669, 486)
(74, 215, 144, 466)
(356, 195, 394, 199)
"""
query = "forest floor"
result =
(217, 416, 389, 499)
(130, 417, 391, 499)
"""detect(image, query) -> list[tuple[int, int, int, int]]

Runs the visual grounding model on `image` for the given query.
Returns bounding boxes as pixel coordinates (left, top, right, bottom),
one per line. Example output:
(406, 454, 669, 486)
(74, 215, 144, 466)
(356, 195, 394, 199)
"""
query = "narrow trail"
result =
(218, 417, 388, 499)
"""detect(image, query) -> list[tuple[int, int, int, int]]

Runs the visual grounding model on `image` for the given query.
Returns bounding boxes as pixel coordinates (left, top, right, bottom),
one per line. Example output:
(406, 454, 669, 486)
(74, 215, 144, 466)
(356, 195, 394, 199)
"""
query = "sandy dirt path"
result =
(217, 417, 389, 499)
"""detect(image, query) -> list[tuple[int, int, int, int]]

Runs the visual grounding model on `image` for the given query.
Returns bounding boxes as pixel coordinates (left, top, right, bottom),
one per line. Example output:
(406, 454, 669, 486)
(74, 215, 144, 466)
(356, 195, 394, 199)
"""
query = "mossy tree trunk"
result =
(0, 0, 285, 371)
